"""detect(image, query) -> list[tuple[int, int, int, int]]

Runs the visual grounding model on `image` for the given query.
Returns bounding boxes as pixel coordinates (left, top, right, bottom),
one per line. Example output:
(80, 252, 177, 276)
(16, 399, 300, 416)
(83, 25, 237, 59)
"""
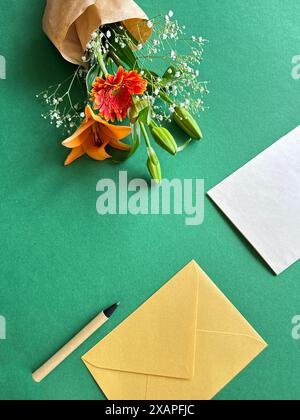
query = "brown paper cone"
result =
(43, 0, 152, 65)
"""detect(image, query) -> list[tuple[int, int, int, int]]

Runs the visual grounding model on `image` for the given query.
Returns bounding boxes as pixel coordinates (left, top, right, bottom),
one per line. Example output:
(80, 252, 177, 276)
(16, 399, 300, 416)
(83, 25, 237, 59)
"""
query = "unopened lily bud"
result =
(147, 147, 162, 184)
(173, 107, 203, 140)
(150, 124, 177, 156)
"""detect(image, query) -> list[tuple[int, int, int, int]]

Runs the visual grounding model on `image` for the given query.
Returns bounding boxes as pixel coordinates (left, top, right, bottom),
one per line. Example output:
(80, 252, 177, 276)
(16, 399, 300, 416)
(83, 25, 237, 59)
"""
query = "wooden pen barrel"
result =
(32, 312, 108, 383)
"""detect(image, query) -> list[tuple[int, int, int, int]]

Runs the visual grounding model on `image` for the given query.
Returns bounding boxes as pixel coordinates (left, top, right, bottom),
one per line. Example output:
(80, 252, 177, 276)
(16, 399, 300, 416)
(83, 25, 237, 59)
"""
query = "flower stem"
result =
(140, 122, 151, 149)
(159, 91, 173, 105)
(97, 49, 108, 77)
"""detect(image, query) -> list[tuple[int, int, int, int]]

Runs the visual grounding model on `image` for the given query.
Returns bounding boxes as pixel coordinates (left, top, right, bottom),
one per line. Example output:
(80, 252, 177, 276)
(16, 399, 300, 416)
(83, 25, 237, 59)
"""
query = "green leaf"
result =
(138, 106, 152, 125)
(108, 26, 137, 68)
(86, 64, 102, 93)
(116, 46, 137, 68)
(129, 99, 151, 122)
(134, 99, 151, 113)
(110, 122, 141, 163)
(107, 57, 116, 73)
(128, 122, 142, 158)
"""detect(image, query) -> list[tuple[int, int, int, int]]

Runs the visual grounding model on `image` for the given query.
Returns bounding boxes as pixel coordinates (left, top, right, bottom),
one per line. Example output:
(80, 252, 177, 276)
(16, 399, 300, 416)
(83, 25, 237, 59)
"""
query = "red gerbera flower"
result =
(91, 67, 148, 122)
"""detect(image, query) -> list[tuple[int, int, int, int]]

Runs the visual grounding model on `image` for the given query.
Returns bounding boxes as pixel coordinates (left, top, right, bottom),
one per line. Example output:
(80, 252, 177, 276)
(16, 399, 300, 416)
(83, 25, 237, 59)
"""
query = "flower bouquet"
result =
(39, 0, 209, 182)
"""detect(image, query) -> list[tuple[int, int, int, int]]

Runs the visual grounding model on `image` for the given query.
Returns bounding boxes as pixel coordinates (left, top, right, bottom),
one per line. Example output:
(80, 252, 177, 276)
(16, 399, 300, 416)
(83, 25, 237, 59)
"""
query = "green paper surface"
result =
(1, 0, 300, 400)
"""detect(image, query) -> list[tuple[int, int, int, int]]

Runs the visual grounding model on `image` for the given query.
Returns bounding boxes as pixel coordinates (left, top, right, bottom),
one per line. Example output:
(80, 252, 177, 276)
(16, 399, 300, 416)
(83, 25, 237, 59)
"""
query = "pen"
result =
(32, 303, 120, 383)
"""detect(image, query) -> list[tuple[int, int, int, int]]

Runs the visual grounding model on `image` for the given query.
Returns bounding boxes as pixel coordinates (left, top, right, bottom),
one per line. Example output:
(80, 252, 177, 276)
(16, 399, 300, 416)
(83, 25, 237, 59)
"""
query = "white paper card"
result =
(208, 126, 300, 275)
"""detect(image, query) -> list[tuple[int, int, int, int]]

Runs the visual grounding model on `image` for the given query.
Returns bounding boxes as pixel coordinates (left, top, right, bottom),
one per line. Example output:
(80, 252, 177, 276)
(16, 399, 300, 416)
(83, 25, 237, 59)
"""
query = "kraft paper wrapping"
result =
(43, 0, 152, 64)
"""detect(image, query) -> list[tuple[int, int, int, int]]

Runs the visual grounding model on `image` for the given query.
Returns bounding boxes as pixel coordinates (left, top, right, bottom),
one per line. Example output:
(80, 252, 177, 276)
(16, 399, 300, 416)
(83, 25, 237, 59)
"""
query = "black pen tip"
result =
(103, 302, 120, 318)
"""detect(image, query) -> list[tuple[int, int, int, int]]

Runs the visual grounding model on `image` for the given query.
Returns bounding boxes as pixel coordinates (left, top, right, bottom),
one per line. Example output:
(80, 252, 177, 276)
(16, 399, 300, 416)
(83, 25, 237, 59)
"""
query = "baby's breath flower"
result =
(38, 12, 208, 132)
(170, 51, 177, 60)
(131, 13, 208, 123)
(37, 67, 86, 134)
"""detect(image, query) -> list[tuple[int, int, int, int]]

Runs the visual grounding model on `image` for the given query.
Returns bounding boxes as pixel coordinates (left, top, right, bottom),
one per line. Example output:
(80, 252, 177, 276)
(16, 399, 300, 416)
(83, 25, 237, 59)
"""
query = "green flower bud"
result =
(150, 124, 178, 156)
(173, 107, 203, 140)
(147, 147, 162, 184)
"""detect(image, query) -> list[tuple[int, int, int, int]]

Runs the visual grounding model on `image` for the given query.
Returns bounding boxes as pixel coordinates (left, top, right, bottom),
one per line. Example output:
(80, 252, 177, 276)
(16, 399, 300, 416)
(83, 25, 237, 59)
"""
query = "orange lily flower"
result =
(62, 106, 132, 166)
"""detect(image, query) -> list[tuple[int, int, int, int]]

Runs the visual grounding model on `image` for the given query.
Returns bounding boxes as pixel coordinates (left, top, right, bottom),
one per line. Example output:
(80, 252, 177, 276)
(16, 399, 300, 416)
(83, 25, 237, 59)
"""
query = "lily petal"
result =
(86, 144, 111, 161)
(64, 146, 85, 166)
(85, 105, 110, 125)
(85, 105, 132, 139)
(85, 105, 97, 121)
(83, 137, 111, 161)
(62, 120, 94, 148)
(100, 131, 131, 151)
(99, 124, 132, 141)
(109, 139, 132, 151)
(86, 106, 129, 131)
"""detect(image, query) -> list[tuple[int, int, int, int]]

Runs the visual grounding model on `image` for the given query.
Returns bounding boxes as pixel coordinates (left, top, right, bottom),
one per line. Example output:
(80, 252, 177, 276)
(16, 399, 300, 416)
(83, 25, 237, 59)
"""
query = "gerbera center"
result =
(112, 86, 121, 96)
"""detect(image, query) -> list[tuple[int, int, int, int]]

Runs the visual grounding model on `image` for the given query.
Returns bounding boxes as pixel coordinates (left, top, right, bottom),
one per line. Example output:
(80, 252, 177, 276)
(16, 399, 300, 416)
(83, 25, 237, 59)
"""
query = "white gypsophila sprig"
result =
(36, 67, 87, 134)
(86, 30, 108, 58)
(41, 11, 209, 131)
(131, 12, 209, 123)
(86, 26, 137, 67)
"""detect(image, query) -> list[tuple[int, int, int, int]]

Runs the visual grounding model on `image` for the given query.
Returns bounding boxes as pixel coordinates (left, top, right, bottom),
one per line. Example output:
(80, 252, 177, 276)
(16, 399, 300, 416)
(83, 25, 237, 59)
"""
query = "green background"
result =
(1, 0, 300, 401)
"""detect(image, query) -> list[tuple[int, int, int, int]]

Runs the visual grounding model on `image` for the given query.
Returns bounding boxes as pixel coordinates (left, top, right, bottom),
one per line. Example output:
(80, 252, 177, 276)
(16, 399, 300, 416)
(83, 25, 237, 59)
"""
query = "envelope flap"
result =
(82, 263, 199, 380)
(194, 262, 267, 343)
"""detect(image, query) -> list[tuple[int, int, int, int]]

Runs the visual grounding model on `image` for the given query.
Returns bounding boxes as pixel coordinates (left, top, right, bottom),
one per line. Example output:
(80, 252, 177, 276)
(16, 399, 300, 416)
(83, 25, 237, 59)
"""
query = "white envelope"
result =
(208, 126, 300, 275)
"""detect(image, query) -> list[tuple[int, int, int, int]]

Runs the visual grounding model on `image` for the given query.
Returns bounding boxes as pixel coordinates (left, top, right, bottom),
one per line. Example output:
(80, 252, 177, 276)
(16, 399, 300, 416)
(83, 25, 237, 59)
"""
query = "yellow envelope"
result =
(82, 261, 267, 400)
